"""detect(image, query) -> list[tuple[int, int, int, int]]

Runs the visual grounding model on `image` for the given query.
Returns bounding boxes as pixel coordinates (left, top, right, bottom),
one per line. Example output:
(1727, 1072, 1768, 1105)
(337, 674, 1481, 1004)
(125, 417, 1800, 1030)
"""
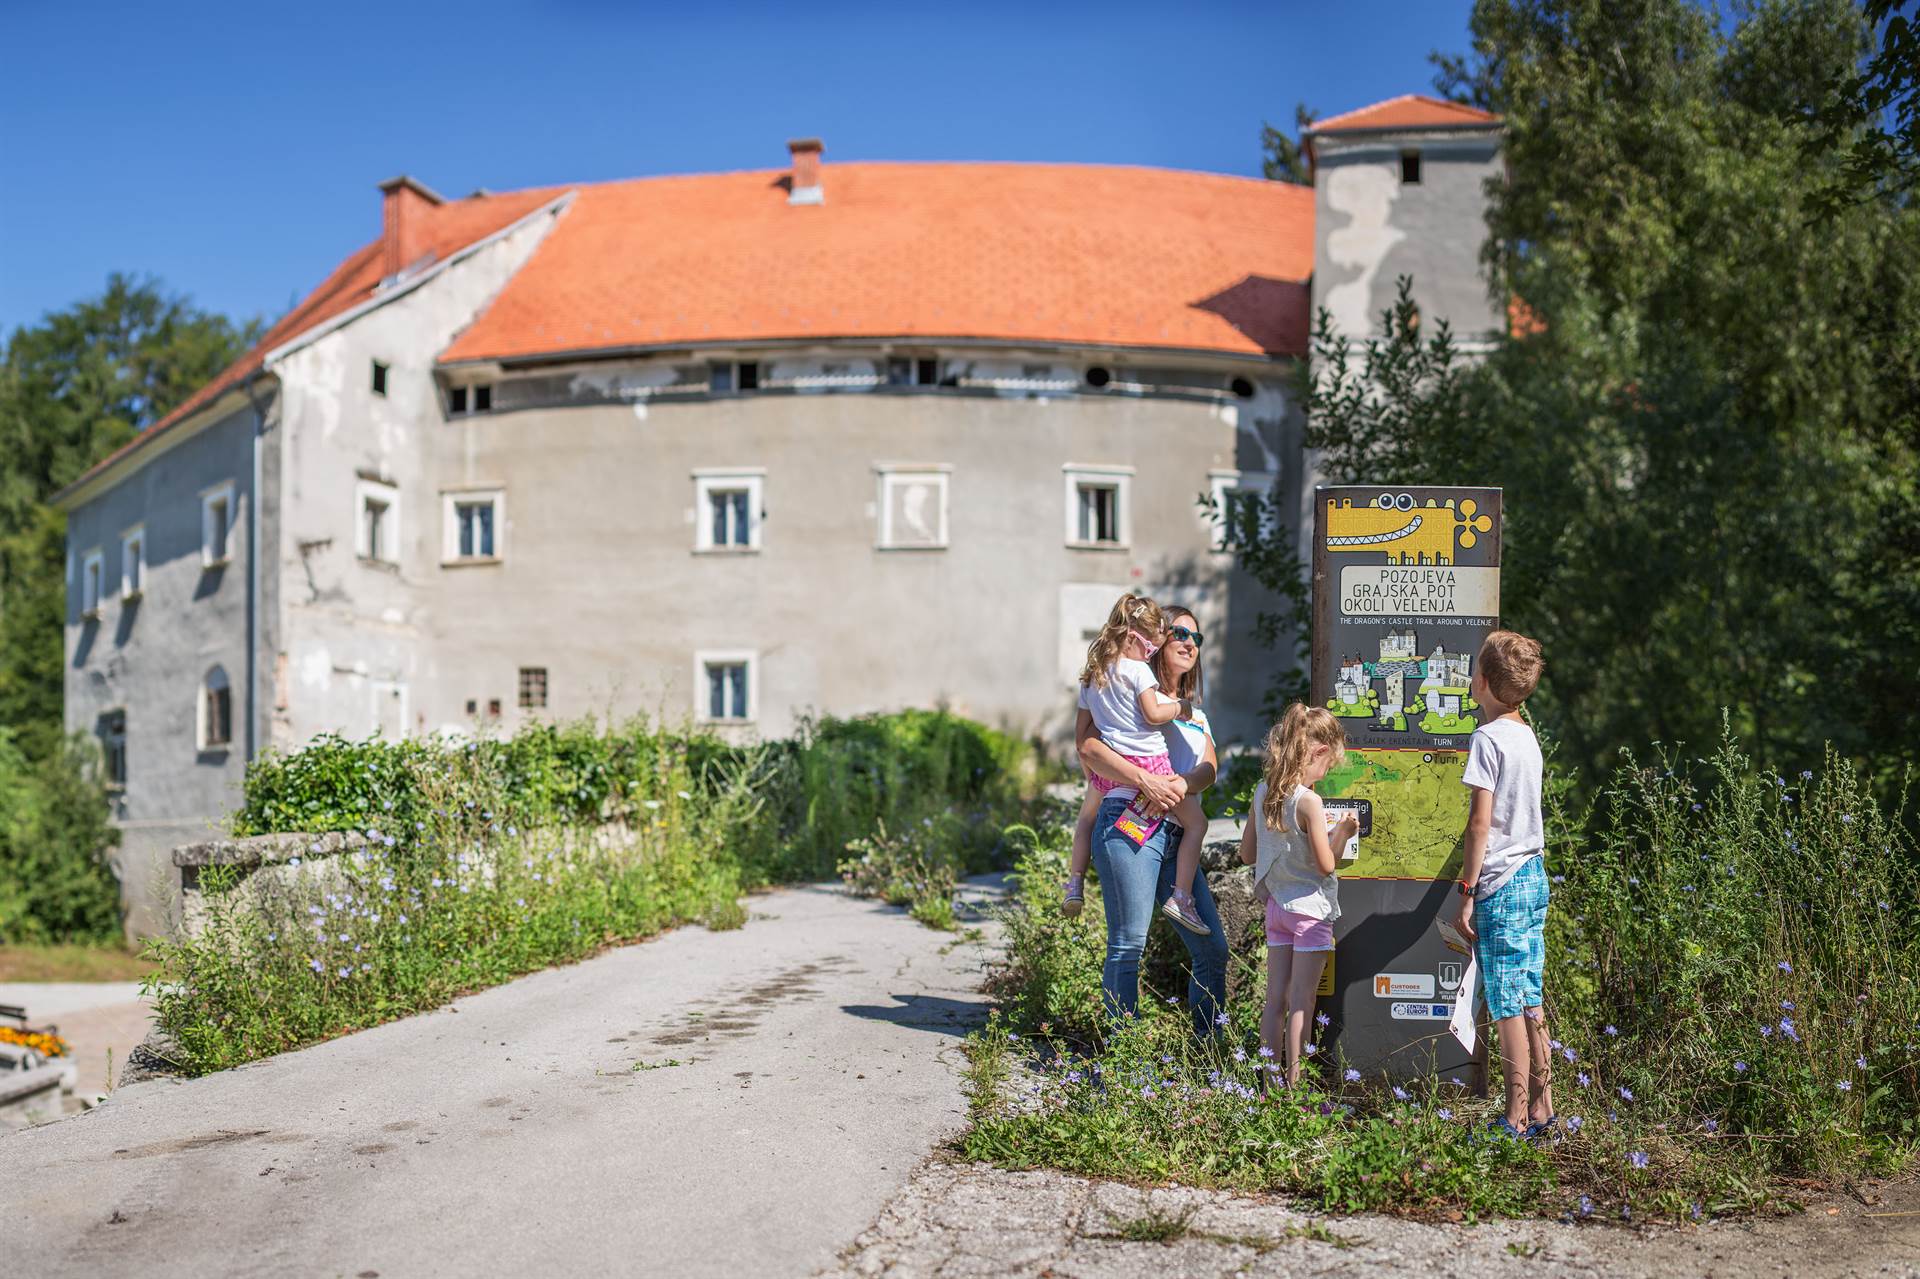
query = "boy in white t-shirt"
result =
(1451, 630, 1551, 1140)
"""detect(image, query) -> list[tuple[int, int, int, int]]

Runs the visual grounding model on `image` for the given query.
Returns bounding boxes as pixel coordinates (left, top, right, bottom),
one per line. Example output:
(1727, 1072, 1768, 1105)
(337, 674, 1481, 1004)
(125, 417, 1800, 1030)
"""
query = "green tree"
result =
(1240, 0, 1920, 792)
(1805, 1, 1920, 211)
(1260, 104, 1319, 185)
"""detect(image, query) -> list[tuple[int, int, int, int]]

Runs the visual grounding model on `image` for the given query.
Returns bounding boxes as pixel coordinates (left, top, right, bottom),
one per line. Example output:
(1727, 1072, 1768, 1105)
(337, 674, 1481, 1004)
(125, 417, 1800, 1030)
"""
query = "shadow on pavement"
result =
(840, 993, 990, 1038)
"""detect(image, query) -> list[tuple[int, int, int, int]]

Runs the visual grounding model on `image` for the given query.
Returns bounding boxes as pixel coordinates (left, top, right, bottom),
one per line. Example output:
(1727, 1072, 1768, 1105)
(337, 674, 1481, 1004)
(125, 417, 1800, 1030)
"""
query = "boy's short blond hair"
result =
(1478, 630, 1543, 707)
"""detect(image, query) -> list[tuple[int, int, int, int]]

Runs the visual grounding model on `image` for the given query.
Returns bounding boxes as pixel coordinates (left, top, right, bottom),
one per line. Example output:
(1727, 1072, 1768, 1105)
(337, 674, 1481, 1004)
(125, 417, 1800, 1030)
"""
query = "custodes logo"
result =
(1374, 975, 1392, 996)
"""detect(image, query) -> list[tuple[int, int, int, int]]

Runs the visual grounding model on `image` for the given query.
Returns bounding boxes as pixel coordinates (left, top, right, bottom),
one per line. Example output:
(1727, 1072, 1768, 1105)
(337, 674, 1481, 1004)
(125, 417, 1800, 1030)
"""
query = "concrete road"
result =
(7, 882, 1002, 1279)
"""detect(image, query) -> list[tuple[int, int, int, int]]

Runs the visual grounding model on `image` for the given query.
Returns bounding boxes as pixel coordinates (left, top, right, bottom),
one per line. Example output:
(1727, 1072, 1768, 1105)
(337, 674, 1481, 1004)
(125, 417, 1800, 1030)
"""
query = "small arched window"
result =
(200, 666, 232, 751)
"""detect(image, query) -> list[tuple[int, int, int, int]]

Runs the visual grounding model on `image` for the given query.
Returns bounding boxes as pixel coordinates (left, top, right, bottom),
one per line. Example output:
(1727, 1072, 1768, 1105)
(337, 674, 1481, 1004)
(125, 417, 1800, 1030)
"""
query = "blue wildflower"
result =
(1344, 1068, 1361, 1082)
(1629, 1151, 1649, 1169)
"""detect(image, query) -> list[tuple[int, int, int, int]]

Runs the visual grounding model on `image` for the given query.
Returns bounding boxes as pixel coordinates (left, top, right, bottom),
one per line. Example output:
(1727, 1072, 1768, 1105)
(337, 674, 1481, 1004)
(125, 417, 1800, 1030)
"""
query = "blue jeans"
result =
(1089, 794, 1229, 1037)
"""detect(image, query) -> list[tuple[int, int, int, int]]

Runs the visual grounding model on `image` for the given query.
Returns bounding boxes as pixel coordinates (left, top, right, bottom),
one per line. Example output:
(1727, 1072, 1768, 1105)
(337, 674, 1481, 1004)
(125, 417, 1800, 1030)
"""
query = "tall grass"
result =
(965, 733, 1919, 1218)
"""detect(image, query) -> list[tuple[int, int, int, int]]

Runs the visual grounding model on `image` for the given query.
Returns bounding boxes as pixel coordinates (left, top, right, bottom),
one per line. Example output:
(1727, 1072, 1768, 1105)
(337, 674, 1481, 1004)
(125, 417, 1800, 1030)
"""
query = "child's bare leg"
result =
(1063, 789, 1098, 916)
(1285, 949, 1329, 1087)
(1523, 1007, 1555, 1125)
(1261, 946, 1293, 1076)
(1170, 796, 1208, 896)
(1069, 789, 1098, 880)
(1495, 1015, 1531, 1129)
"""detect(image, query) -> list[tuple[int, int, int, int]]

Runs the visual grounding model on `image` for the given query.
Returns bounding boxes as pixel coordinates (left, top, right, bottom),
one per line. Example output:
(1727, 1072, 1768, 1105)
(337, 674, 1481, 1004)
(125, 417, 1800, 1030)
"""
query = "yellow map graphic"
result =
(1319, 749, 1468, 880)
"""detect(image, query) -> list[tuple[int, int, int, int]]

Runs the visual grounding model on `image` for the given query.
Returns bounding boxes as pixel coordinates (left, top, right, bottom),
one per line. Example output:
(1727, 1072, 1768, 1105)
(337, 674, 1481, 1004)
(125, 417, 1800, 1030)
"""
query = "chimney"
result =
(376, 176, 445, 279)
(787, 138, 824, 206)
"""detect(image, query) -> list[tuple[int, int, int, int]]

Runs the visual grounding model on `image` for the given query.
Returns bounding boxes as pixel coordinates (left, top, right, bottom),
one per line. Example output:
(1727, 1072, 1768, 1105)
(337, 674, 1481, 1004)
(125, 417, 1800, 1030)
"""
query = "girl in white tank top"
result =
(1236, 705, 1356, 1088)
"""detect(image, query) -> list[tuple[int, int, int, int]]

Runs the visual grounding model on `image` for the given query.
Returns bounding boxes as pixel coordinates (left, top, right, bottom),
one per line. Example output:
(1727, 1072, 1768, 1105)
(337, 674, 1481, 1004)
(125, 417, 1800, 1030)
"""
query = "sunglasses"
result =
(1167, 625, 1204, 648)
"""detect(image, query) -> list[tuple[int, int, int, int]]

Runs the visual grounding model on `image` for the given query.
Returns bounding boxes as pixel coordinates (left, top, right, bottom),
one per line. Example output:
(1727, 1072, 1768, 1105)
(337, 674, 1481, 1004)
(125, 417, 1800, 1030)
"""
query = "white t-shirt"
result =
(1076, 658, 1168, 757)
(1461, 716, 1545, 896)
(1162, 702, 1212, 778)
(1250, 781, 1340, 922)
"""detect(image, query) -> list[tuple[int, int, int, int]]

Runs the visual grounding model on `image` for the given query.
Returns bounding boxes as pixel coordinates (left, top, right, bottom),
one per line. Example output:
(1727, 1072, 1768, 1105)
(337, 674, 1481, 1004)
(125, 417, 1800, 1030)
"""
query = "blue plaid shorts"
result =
(1475, 855, 1548, 1021)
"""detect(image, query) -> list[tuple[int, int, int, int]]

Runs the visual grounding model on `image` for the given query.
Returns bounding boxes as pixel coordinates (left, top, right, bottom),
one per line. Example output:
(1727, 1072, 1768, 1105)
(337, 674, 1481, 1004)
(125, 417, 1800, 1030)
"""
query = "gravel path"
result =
(822, 1161, 1920, 1279)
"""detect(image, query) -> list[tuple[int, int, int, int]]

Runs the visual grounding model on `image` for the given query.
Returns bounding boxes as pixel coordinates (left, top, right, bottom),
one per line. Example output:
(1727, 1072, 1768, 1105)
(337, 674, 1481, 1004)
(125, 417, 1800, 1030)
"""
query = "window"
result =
(1209, 470, 1275, 550)
(518, 666, 548, 709)
(465, 698, 478, 716)
(708, 361, 759, 393)
(448, 384, 493, 416)
(885, 356, 942, 387)
(201, 483, 234, 567)
(356, 479, 400, 564)
(97, 710, 126, 788)
(876, 466, 951, 549)
(80, 549, 104, 617)
(120, 527, 145, 598)
(487, 698, 502, 717)
(695, 651, 755, 723)
(1063, 465, 1132, 548)
(371, 360, 389, 395)
(200, 666, 232, 751)
(441, 490, 504, 563)
(693, 470, 764, 552)
(1400, 150, 1422, 185)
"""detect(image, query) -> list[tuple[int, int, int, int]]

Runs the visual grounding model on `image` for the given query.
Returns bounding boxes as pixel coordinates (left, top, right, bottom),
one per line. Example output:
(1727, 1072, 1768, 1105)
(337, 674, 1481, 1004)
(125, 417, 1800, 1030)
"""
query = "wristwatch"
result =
(1456, 879, 1475, 898)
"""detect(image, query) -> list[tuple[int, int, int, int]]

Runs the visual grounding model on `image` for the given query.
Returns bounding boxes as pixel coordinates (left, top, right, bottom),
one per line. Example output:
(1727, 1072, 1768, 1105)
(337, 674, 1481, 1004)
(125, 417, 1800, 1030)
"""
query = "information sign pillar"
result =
(1310, 485, 1503, 1078)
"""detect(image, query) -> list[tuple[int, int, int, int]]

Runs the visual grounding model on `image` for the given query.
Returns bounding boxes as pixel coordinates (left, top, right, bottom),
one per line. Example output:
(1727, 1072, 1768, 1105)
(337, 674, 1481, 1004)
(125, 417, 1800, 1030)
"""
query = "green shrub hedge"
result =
(232, 708, 1037, 885)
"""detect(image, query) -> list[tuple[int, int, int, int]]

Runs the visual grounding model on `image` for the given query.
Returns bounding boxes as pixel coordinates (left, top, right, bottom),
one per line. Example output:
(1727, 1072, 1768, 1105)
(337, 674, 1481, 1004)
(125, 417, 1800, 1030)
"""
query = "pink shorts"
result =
(1265, 899, 1335, 951)
(1088, 752, 1175, 795)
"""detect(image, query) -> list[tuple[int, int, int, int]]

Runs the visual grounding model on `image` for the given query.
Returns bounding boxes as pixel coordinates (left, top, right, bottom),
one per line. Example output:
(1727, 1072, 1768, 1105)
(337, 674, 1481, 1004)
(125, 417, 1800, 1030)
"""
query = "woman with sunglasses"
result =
(1074, 606, 1228, 1037)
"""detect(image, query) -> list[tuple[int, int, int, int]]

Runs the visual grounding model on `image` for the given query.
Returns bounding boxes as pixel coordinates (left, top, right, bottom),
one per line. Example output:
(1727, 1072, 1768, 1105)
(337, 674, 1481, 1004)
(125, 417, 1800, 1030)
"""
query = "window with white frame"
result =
(356, 478, 400, 564)
(201, 482, 234, 567)
(694, 651, 755, 723)
(120, 526, 145, 598)
(876, 466, 950, 549)
(1208, 470, 1275, 550)
(1062, 464, 1132, 548)
(693, 470, 763, 552)
(80, 549, 104, 617)
(199, 666, 232, 751)
(441, 489, 504, 563)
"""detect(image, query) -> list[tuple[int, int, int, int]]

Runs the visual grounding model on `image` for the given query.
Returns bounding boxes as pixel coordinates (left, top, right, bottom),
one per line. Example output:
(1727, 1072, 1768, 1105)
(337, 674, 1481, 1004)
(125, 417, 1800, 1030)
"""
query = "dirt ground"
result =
(821, 1161, 1920, 1279)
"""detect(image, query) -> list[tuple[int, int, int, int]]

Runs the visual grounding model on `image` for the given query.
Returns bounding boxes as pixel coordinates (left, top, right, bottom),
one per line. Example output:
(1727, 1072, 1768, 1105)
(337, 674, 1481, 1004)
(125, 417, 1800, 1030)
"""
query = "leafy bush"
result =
(0, 731, 122, 943)
(964, 733, 1919, 1218)
(233, 708, 1037, 888)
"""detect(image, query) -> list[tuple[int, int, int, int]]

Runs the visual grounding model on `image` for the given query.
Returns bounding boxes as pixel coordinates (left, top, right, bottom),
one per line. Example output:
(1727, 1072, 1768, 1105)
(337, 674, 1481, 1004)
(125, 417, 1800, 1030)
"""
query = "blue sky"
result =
(0, 1, 1476, 338)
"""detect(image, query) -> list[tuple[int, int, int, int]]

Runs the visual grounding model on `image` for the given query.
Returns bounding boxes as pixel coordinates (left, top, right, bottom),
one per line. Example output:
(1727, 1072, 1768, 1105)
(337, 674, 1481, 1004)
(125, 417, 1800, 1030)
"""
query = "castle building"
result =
(54, 96, 1505, 934)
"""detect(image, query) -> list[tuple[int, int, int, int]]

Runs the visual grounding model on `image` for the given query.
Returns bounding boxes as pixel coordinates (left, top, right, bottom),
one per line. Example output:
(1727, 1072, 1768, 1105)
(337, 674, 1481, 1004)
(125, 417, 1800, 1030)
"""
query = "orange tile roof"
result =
(1309, 94, 1500, 134)
(439, 163, 1314, 366)
(64, 186, 562, 496)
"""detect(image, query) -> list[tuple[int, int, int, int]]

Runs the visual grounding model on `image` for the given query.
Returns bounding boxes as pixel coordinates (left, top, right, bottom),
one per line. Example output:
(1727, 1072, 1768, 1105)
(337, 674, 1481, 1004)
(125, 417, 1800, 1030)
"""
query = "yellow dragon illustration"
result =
(1325, 494, 1492, 565)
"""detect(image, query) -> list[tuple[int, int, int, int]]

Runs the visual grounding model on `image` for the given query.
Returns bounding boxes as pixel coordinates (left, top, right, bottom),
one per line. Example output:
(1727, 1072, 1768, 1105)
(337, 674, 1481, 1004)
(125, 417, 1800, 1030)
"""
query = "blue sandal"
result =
(1487, 1116, 1526, 1140)
(1524, 1115, 1559, 1140)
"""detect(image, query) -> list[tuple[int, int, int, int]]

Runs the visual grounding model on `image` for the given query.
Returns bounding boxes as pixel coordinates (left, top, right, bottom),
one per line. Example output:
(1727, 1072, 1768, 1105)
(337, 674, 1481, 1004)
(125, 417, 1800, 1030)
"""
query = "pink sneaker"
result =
(1160, 890, 1211, 936)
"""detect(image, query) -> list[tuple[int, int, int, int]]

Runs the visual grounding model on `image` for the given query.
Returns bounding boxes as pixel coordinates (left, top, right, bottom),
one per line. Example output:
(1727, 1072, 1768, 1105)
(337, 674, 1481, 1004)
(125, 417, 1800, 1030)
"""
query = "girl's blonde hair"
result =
(1079, 593, 1167, 689)
(1261, 703, 1347, 832)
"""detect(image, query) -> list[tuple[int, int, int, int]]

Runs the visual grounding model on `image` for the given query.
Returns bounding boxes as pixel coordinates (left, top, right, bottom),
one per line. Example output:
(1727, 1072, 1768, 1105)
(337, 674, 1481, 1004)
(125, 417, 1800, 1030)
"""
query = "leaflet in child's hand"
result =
(1113, 796, 1163, 847)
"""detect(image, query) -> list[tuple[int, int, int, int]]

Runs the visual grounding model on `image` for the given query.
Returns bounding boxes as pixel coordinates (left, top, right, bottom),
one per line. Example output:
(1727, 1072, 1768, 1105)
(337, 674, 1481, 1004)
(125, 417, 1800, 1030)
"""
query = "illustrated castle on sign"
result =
(1379, 628, 1417, 661)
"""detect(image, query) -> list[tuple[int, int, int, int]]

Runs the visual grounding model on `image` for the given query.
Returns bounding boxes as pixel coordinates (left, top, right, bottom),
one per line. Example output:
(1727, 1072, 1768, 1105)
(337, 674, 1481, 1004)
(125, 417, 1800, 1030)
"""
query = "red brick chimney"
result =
(376, 176, 445, 279)
(788, 139, 824, 206)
